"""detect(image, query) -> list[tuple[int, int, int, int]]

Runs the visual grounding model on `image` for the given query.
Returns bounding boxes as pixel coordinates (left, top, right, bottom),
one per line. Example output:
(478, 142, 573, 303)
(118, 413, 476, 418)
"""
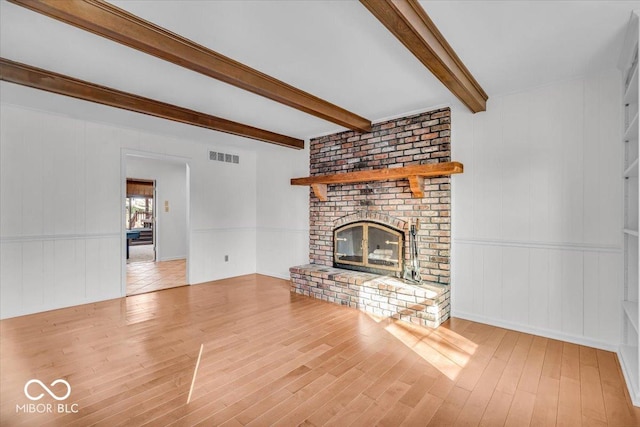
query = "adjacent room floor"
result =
(1, 274, 638, 426)
(126, 258, 186, 296)
(126, 244, 155, 264)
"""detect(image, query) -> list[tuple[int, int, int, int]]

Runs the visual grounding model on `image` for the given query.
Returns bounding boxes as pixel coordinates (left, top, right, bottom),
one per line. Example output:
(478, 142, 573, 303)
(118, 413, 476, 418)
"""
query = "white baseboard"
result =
(618, 348, 640, 407)
(157, 255, 187, 262)
(452, 310, 618, 352)
(256, 270, 290, 281)
(0, 293, 121, 320)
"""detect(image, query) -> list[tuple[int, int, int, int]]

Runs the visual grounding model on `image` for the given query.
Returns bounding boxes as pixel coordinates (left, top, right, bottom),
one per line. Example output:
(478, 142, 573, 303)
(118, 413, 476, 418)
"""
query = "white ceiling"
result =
(1, 0, 638, 152)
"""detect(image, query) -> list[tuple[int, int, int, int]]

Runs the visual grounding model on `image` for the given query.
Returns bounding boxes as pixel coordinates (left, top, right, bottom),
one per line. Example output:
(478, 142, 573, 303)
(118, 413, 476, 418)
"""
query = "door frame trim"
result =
(121, 149, 191, 296)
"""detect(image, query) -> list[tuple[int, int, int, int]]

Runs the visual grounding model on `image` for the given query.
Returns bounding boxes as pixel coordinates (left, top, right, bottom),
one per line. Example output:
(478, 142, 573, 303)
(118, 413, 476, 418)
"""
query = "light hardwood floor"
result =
(1, 274, 638, 426)
(126, 258, 186, 296)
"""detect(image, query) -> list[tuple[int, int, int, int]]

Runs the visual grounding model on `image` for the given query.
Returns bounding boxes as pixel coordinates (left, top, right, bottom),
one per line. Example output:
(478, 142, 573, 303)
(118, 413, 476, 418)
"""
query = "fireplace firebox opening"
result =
(334, 221, 404, 276)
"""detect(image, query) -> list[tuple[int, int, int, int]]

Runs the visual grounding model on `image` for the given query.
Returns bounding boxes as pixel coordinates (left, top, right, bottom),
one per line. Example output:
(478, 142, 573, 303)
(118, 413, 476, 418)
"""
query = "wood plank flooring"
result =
(1, 274, 638, 426)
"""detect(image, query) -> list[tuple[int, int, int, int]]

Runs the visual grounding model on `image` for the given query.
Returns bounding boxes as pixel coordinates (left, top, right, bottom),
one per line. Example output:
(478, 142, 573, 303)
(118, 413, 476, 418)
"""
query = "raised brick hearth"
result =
(291, 108, 453, 328)
(290, 264, 450, 327)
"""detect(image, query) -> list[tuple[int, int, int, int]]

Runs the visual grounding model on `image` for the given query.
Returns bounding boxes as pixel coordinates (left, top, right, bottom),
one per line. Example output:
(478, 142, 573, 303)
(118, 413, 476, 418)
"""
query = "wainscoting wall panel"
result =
(451, 69, 622, 350)
(0, 236, 121, 319)
(454, 242, 620, 349)
(257, 227, 309, 279)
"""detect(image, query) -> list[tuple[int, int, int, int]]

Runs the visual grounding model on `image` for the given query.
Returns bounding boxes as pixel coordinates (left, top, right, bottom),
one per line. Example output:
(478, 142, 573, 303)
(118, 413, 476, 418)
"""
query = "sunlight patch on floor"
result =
(383, 319, 478, 381)
(364, 311, 386, 323)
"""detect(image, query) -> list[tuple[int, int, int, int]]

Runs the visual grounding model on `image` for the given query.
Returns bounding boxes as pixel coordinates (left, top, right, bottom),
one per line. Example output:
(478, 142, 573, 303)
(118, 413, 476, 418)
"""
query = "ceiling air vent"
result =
(209, 151, 240, 165)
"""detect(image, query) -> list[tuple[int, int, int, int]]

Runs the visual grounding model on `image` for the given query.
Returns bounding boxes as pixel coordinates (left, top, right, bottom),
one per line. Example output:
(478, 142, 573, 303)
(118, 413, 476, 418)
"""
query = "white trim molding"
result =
(455, 238, 621, 253)
(452, 310, 619, 353)
(0, 233, 120, 243)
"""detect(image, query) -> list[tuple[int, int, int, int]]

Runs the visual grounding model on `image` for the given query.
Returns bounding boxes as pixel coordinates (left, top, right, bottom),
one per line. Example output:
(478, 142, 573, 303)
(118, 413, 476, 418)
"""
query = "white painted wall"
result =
(0, 103, 257, 319)
(256, 145, 310, 279)
(451, 69, 622, 350)
(189, 147, 257, 284)
(126, 156, 187, 261)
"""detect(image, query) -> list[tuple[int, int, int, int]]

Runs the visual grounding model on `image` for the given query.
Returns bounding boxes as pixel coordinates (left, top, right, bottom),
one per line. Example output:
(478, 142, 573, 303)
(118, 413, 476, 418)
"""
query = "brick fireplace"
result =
(290, 108, 453, 328)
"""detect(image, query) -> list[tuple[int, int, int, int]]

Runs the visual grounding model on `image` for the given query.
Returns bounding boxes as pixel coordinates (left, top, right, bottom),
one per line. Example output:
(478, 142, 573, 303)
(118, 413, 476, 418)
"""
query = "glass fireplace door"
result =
(334, 222, 403, 274)
(366, 224, 401, 271)
(335, 224, 364, 265)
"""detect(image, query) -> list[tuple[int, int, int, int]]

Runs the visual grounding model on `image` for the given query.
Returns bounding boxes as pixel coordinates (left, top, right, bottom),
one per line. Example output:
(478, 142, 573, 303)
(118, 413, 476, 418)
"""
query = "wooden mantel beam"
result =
(0, 58, 304, 149)
(8, 0, 373, 133)
(360, 0, 488, 113)
(291, 162, 463, 200)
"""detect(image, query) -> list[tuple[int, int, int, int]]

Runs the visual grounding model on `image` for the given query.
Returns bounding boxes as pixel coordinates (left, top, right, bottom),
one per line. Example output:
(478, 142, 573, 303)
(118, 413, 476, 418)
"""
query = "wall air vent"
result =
(209, 151, 240, 165)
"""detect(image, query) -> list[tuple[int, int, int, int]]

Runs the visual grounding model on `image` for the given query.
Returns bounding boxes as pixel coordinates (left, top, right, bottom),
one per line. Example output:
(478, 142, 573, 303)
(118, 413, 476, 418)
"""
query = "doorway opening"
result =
(123, 154, 189, 297)
(126, 179, 156, 263)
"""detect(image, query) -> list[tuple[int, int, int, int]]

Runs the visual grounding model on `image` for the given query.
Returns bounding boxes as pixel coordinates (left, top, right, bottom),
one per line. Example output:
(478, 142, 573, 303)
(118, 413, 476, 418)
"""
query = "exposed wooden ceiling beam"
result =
(8, 0, 373, 133)
(360, 0, 488, 113)
(0, 58, 304, 149)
